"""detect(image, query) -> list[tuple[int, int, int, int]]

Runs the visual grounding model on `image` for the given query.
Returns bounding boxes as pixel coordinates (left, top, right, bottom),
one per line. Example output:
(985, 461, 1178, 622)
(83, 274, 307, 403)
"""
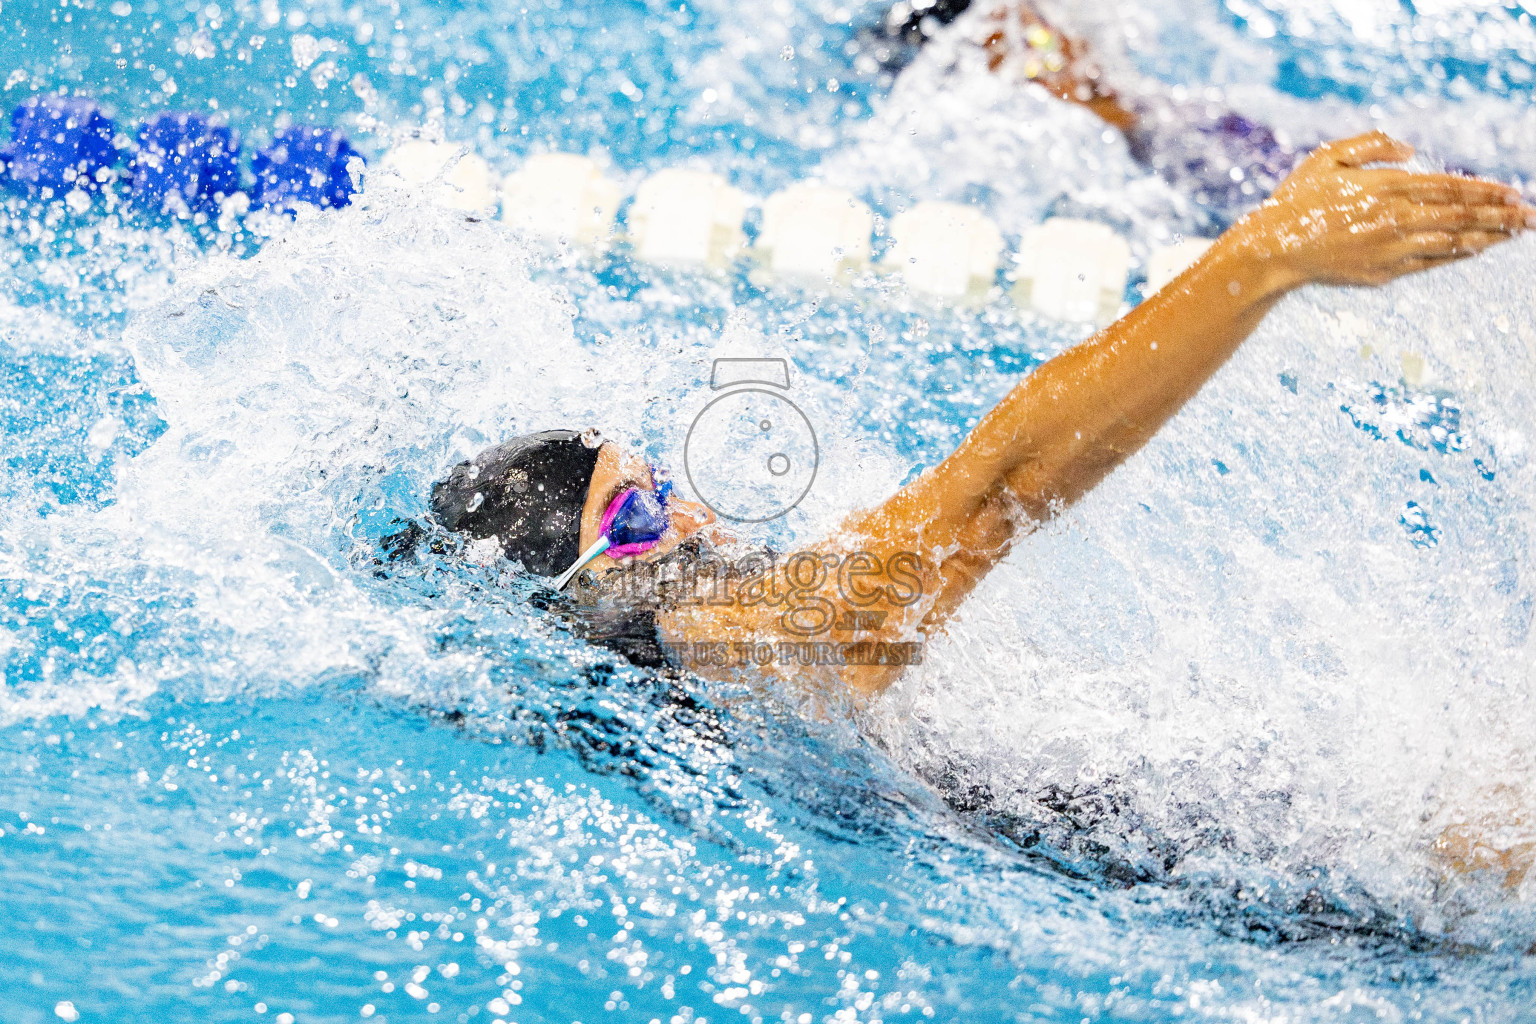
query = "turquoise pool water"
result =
(5, 1, 1536, 1022)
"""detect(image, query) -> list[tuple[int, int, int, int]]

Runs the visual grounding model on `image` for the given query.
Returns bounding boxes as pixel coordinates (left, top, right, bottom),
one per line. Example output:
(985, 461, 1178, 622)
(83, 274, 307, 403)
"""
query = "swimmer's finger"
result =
(1368, 172, 1523, 207)
(1398, 230, 1458, 255)
(1308, 131, 1415, 169)
(1393, 253, 1479, 278)
(1442, 229, 1514, 253)
(1400, 230, 1510, 258)
(1391, 203, 1530, 233)
(1393, 257, 1448, 279)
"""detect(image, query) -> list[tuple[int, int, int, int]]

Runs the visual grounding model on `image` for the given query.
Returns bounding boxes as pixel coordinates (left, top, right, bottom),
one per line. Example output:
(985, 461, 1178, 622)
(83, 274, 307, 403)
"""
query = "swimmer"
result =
(866, 1, 1327, 221)
(433, 131, 1536, 700)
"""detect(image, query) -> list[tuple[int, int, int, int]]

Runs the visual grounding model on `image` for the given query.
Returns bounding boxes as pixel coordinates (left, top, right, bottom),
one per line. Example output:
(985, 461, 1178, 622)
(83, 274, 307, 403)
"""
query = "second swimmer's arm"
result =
(844, 133, 1532, 625)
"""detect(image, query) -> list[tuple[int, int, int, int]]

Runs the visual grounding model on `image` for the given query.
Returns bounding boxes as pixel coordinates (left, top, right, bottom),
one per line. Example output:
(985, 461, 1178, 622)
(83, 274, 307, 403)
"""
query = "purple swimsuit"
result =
(1126, 100, 1302, 223)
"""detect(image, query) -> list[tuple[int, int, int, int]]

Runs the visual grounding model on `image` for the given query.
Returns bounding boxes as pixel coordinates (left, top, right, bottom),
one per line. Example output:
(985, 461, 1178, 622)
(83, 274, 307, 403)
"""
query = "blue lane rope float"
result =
(0, 98, 367, 220)
(129, 111, 241, 216)
(252, 125, 365, 212)
(0, 95, 118, 196)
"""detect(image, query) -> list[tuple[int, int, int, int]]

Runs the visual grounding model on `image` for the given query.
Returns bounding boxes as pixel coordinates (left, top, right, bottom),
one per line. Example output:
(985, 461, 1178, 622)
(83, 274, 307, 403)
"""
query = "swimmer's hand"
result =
(1232, 131, 1535, 290)
(979, 3, 1139, 134)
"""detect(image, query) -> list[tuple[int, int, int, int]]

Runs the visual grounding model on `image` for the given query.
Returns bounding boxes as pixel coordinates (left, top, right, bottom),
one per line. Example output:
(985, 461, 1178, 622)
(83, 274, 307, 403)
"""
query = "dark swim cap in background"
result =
(858, 0, 973, 71)
(431, 429, 602, 576)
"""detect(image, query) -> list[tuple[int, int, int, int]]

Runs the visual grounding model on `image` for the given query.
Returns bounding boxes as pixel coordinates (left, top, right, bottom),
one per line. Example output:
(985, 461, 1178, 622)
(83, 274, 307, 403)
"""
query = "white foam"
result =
(0, 194, 617, 724)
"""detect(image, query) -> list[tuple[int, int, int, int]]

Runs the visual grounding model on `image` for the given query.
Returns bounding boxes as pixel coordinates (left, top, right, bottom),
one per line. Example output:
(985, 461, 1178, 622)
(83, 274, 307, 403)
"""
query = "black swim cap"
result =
(431, 429, 603, 576)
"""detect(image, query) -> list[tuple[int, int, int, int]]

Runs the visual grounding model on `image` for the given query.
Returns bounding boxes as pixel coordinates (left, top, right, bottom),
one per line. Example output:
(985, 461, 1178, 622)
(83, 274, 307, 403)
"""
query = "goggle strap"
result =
(553, 534, 611, 592)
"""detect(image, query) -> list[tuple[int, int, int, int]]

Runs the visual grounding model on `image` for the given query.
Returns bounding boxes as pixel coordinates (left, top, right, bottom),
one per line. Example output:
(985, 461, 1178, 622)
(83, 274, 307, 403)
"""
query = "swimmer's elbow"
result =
(1001, 433, 1130, 520)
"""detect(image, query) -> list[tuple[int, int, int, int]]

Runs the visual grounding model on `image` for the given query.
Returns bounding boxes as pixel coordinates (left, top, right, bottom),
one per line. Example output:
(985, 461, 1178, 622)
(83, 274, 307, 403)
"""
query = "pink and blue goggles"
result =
(553, 467, 673, 590)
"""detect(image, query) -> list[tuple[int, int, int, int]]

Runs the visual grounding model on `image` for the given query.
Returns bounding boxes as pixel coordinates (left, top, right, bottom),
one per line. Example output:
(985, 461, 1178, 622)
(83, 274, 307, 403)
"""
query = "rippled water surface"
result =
(4, 1, 1536, 1022)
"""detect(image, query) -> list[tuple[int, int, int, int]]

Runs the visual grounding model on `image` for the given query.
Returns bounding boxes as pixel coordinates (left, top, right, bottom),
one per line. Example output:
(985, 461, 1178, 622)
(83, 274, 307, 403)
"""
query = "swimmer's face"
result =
(577, 443, 715, 575)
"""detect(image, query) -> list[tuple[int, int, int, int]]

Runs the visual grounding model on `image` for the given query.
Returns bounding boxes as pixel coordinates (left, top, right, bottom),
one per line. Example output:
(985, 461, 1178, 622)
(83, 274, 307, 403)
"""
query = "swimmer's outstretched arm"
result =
(839, 133, 1533, 662)
(661, 133, 1531, 696)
